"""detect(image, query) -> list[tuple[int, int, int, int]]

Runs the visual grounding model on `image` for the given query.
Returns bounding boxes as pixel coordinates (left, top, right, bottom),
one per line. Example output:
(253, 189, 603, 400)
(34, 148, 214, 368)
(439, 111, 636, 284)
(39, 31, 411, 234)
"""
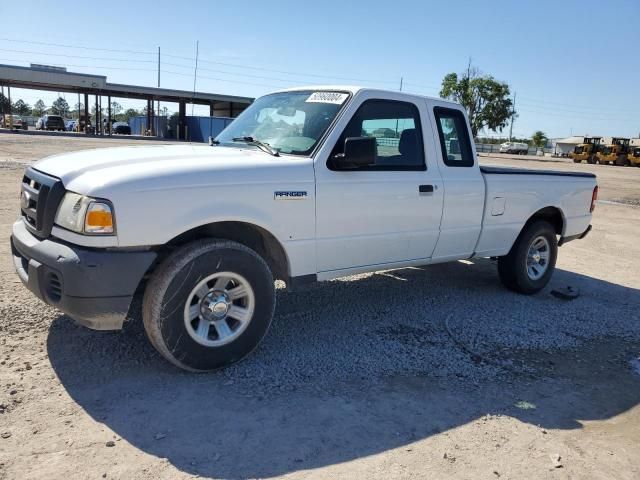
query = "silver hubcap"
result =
(184, 272, 255, 347)
(526, 235, 550, 280)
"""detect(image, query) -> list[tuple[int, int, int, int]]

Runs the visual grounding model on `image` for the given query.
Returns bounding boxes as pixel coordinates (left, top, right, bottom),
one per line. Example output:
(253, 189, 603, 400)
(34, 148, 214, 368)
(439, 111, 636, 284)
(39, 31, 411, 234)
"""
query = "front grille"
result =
(21, 168, 65, 239)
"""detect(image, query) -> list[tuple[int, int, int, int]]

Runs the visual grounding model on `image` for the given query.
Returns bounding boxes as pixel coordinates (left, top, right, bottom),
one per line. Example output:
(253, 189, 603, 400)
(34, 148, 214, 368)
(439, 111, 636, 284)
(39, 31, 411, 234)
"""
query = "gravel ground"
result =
(0, 134, 639, 479)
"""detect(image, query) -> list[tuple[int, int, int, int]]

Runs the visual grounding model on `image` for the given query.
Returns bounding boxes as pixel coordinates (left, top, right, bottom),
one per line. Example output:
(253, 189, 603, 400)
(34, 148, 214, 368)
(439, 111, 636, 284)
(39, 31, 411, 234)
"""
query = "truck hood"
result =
(34, 144, 313, 197)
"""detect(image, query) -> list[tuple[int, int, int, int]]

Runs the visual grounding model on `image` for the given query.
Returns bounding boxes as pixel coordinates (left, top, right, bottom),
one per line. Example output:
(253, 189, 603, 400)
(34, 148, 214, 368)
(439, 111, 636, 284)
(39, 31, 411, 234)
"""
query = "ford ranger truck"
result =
(10, 87, 597, 371)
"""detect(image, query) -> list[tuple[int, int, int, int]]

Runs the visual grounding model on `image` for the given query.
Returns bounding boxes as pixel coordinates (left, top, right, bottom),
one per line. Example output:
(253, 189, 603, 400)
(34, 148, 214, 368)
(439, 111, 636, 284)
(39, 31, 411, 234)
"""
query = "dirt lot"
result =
(0, 134, 639, 479)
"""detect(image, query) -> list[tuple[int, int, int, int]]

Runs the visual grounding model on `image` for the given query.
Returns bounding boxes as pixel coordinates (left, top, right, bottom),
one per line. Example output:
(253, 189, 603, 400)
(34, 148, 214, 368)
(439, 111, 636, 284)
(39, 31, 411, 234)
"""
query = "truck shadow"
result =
(46, 259, 640, 478)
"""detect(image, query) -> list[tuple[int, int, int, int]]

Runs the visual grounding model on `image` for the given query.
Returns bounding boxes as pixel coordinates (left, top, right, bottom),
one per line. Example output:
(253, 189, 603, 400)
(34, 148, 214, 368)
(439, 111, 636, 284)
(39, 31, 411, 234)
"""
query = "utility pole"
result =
(157, 46, 161, 131)
(509, 91, 516, 141)
(191, 40, 199, 117)
(399, 77, 403, 92)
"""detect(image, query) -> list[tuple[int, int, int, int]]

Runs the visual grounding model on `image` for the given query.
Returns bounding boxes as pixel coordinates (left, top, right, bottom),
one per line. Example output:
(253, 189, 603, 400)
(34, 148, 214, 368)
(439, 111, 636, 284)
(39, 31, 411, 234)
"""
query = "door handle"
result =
(419, 184, 434, 193)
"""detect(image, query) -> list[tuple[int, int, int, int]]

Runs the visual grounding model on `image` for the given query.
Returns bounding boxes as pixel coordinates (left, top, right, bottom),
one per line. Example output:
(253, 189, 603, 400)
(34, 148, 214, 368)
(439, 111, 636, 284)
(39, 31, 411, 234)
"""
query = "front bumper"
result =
(10, 220, 157, 330)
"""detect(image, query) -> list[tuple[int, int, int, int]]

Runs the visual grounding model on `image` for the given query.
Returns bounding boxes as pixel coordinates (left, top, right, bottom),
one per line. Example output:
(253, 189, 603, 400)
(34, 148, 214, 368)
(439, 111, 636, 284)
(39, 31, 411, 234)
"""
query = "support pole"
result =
(150, 97, 155, 136)
(95, 95, 99, 136)
(209, 103, 214, 117)
(7, 85, 12, 129)
(178, 100, 186, 140)
(84, 93, 89, 133)
(146, 98, 153, 136)
(107, 95, 112, 136)
(228, 102, 233, 118)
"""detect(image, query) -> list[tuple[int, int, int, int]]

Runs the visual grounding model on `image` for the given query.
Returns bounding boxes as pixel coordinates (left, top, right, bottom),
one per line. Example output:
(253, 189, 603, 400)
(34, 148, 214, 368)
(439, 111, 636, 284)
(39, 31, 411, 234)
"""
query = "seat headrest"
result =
(399, 128, 417, 155)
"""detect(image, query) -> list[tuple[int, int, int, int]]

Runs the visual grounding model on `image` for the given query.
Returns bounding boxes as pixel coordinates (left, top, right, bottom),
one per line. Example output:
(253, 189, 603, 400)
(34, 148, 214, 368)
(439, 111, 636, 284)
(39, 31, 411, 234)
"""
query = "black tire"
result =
(615, 155, 630, 167)
(497, 220, 558, 294)
(142, 239, 276, 371)
(573, 159, 581, 163)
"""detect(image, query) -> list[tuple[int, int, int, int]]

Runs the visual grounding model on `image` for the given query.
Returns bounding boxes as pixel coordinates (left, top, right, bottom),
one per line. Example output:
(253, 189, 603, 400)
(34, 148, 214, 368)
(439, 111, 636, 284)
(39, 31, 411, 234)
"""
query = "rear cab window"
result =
(433, 107, 475, 167)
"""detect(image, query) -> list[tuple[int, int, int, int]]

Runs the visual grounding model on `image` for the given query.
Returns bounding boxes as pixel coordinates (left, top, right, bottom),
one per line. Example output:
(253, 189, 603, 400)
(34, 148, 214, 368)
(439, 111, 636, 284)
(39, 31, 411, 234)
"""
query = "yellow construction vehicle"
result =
(596, 137, 631, 166)
(628, 144, 640, 167)
(570, 137, 602, 163)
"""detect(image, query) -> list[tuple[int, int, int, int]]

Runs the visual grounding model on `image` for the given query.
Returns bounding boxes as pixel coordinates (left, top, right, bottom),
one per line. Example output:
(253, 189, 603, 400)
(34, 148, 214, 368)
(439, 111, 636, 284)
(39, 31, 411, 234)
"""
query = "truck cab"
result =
(10, 86, 597, 371)
(570, 136, 602, 164)
(596, 137, 631, 166)
(629, 144, 640, 166)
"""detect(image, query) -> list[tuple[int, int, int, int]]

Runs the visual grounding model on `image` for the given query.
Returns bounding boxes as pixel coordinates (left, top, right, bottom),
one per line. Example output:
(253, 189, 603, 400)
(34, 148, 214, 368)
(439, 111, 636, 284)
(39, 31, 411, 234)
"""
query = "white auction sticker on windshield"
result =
(305, 92, 349, 104)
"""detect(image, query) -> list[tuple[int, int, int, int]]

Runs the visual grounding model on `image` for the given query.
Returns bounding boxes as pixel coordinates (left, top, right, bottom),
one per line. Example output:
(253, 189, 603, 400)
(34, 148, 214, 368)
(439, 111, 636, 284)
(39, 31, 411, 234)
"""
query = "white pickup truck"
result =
(11, 87, 597, 371)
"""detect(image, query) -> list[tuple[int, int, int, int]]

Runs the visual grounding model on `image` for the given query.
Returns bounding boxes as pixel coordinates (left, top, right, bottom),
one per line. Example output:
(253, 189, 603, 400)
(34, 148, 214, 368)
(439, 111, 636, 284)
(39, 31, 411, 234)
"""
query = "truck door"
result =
(314, 92, 444, 275)
(429, 104, 485, 261)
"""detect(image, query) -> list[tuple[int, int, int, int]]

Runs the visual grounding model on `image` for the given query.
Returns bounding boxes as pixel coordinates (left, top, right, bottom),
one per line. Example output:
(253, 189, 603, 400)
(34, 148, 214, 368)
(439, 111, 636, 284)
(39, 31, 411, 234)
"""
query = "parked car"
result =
(499, 142, 529, 155)
(36, 115, 65, 131)
(2, 114, 26, 130)
(73, 115, 92, 133)
(10, 87, 597, 372)
(112, 122, 131, 135)
(66, 120, 77, 132)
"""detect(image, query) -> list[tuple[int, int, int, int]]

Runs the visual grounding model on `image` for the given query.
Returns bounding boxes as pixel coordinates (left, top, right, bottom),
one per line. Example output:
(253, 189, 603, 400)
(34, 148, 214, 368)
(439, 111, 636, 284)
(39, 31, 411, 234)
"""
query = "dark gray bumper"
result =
(558, 224, 592, 246)
(10, 220, 157, 330)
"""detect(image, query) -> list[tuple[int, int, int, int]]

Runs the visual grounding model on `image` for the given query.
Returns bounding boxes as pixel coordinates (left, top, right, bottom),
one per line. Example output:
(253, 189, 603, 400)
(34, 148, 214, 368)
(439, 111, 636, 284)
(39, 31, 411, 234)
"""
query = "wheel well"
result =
(159, 221, 290, 282)
(525, 207, 564, 236)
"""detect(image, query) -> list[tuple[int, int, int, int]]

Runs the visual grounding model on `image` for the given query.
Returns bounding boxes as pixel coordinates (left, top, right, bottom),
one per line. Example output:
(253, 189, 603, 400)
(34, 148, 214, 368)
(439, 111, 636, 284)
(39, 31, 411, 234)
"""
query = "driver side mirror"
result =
(333, 136, 377, 168)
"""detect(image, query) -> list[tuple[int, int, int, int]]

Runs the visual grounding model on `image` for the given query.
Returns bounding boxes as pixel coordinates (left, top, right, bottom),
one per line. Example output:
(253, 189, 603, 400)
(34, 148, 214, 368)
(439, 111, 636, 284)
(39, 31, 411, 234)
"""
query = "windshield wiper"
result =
(232, 136, 280, 157)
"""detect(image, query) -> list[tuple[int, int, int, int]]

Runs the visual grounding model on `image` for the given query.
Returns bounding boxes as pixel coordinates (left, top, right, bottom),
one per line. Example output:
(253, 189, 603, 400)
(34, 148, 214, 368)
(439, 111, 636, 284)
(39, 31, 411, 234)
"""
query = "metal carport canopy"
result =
(0, 63, 254, 106)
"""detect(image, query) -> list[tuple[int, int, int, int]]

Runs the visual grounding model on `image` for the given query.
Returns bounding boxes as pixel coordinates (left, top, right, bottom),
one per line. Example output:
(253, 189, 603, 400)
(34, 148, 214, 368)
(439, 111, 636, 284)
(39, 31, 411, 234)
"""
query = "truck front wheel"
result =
(142, 239, 276, 371)
(497, 221, 557, 294)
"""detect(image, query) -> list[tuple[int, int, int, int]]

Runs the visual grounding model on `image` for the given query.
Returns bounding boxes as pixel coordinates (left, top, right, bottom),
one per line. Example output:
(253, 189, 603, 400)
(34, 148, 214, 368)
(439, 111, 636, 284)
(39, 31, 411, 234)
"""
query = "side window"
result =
(331, 99, 425, 170)
(434, 107, 474, 167)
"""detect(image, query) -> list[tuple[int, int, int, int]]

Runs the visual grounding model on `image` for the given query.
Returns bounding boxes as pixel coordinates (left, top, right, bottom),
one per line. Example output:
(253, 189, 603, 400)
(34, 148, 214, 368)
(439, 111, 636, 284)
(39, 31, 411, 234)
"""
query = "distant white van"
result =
(500, 142, 529, 155)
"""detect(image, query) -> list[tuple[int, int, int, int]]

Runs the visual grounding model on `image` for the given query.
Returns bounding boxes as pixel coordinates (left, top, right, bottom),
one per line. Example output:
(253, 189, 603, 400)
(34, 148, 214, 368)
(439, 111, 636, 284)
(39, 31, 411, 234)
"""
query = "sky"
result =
(0, 0, 638, 139)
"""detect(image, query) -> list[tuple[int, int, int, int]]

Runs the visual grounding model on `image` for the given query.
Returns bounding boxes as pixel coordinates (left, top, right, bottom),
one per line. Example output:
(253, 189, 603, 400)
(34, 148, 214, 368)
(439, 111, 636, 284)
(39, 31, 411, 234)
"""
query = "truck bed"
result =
(480, 165, 596, 178)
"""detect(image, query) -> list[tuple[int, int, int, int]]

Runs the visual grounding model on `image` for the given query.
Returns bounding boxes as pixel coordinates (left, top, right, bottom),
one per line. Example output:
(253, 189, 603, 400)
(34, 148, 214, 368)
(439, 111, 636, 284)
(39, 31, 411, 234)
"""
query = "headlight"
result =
(54, 192, 115, 235)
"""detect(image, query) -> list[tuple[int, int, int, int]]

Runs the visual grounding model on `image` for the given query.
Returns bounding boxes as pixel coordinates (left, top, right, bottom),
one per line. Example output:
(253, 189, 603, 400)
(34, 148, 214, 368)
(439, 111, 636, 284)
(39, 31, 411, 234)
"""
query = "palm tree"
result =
(531, 131, 547, 153)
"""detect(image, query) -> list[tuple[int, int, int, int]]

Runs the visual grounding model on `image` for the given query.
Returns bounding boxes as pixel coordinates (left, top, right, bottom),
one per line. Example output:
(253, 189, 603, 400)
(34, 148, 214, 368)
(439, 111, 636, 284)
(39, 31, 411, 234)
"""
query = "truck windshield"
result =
(215, 90, 349, 155)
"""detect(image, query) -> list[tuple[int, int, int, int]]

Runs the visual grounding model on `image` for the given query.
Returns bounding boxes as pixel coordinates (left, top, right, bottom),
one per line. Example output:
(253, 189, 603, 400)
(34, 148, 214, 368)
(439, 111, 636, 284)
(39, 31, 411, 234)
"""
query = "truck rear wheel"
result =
(142, 239, 276, 371)
(497, 220, 557, 294)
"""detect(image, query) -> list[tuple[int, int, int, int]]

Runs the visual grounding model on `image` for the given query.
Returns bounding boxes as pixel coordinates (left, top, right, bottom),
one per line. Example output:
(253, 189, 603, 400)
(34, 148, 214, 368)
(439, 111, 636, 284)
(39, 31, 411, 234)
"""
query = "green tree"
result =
(123, 108, 140, 121)
(110, 101, 123, 118)
(531, 131, 548, 150)
(32, 99, 46, 117)
(69, 103, 84, 118)
(0, 93, 10, 114)
(12, 99, 31, 115)
(439, 62, 514, 138)
(50, 97, 70, 117)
